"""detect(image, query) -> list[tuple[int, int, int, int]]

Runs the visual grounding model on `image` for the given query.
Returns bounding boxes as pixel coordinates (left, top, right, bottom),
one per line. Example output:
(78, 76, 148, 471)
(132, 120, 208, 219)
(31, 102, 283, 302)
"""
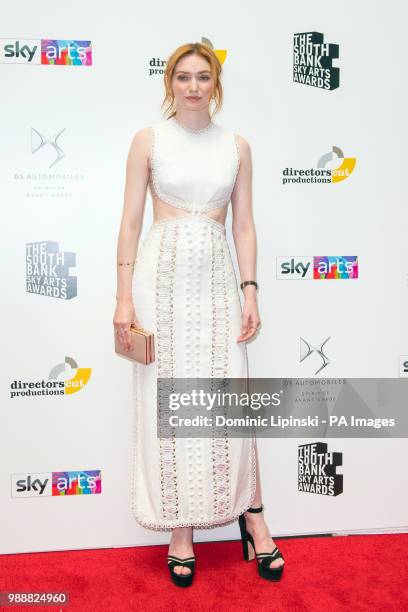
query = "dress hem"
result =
(131, 437, 257, 532)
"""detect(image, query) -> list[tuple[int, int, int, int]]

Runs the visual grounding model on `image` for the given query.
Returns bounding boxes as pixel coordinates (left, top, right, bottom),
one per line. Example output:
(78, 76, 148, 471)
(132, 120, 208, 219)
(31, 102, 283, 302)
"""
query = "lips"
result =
(187, 96, 200, 100)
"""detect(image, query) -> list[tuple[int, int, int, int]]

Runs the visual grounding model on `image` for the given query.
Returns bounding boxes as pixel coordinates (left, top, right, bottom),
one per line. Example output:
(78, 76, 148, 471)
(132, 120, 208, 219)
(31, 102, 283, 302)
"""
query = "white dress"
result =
(131, 116, 257, 530)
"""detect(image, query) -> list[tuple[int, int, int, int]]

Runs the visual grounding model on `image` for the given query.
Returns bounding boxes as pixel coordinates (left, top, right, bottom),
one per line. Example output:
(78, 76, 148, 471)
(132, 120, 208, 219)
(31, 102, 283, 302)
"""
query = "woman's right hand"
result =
(113, 298, 140, 352)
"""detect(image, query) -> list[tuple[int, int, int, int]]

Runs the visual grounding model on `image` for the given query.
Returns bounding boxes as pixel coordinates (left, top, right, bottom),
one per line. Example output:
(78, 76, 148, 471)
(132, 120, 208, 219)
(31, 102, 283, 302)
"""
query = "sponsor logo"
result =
(300, 337, 331, 375)
(31, 128, 66, 168)
(277, 256, 358, 279)
(399, 356, 408, 377)
(148, 36, 226, 76)
(10, 356, 92, 398)
(1, 38, 92, 65)
(26, 241, 77, 299)
(298, 442, 343, 495)
(283, 145, 356, 184)
(293, 31, 339, 90)
(11, 471, 101, 497)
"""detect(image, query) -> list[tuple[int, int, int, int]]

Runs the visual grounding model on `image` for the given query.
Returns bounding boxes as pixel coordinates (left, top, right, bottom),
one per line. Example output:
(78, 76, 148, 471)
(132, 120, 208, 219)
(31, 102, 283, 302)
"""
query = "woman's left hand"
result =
(237, 296, 261, 342)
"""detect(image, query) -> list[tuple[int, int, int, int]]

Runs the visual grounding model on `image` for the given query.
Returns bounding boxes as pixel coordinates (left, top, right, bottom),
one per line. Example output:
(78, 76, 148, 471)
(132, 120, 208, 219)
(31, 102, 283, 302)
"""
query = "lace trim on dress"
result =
(191, 224, 207, 518)
(132, 435, 257, 531)
(171, 115, 215, 134)
(232, 133, 241, 194)
(184, 223, 200, 517)
(156, 223, 180, 521)
(210, 229, 232, 520)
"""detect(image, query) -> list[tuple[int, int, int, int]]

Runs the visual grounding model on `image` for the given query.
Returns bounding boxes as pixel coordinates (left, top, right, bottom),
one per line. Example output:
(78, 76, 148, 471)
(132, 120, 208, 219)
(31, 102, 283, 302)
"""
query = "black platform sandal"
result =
(167, 555, 196, 587)
(238, 504, 284, 581)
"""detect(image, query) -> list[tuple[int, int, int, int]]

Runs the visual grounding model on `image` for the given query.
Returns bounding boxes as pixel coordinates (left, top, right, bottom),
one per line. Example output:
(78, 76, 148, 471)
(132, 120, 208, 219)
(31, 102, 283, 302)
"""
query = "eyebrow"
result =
(175, 70, 211, 74)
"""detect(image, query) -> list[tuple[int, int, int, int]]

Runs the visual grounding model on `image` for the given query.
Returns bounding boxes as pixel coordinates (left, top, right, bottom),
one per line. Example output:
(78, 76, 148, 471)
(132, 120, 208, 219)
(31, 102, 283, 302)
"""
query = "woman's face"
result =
(171, 54, 214, 113)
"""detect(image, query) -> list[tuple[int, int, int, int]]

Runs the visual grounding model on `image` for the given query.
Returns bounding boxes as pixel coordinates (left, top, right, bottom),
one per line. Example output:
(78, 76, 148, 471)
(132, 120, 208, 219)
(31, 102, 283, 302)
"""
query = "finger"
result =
(241, 315, 250, 334)
(116, 326, 130, 350)
(124, 329, 133, 351)
(237, 325, 259, 342)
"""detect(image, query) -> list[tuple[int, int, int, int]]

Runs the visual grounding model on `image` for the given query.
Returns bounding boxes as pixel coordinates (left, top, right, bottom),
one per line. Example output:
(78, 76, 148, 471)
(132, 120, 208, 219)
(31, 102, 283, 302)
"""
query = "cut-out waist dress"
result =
(131, 116, 256, 530)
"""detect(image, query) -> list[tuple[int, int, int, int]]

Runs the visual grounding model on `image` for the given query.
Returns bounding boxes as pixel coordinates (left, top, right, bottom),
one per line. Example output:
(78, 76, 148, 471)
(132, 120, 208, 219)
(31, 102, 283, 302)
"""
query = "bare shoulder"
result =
(129, 126, 152, 151)
(126, 126, 152, 169)
(233, 132, 252, 162)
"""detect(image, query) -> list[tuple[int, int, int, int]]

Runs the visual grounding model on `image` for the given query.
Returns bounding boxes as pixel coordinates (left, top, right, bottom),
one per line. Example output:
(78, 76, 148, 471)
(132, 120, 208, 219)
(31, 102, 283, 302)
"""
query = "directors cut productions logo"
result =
(282, 145, 357, 185)
(0, 38, 92, 65)
(298, 442, 343, 496)
(277, 256, 358, 280)
(11, 470, 101, 498)
(293, 31, 339, 90)
(148, 36, 227, 76)
(10, 355, 92, 398)
(26, 241, 77, 299)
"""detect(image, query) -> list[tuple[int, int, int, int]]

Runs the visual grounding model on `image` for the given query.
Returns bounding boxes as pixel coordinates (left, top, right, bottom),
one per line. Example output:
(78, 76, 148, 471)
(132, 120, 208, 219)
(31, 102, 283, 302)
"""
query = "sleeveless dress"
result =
(130, 116, 257, 530)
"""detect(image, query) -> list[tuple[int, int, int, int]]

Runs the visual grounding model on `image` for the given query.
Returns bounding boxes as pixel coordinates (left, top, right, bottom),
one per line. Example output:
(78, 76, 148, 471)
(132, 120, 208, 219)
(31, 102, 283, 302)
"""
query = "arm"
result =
(116, 127, 150, 301)
(231, 134, 261, 342)
(113, 127, 150, 350)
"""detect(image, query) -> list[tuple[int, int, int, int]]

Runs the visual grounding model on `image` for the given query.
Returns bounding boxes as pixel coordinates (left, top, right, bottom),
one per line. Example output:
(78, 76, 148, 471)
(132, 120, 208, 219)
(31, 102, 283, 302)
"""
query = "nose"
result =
(189, 77, 199, 93)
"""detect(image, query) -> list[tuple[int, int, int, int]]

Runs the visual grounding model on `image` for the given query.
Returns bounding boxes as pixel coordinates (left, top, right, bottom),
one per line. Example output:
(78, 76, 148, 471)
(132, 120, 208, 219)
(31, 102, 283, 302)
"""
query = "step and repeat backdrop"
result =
(1, 1, 407, 554)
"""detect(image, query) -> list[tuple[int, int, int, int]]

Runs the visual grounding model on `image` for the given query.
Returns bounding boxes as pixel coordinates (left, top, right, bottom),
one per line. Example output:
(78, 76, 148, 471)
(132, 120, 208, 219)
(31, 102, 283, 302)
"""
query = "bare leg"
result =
(168, 526, 194, 576)
(244, 441, 284, 569)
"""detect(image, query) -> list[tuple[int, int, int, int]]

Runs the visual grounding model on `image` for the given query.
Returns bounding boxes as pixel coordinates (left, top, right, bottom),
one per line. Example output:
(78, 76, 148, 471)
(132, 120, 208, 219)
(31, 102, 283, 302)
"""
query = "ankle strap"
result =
(246, 504, 264, 513)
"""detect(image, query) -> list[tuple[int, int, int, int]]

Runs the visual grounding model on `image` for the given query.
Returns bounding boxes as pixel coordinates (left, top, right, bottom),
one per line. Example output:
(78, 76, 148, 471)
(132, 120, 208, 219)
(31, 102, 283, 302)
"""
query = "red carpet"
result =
(1, 534, 407, 611)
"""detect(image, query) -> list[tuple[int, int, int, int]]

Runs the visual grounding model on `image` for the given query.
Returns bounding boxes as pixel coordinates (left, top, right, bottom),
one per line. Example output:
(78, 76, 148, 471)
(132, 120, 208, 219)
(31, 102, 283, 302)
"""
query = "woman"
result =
(113, 42, 285, 586)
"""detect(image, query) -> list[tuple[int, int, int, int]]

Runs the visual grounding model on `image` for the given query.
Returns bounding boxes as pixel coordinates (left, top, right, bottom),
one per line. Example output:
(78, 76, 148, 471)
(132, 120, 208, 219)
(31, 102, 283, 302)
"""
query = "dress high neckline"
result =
(170, 116, 214, 134)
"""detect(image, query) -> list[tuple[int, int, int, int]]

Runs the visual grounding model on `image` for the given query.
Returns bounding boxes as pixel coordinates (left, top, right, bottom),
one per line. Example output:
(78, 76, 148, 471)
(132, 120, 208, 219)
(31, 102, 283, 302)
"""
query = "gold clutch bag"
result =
(114, 324, 155, 364)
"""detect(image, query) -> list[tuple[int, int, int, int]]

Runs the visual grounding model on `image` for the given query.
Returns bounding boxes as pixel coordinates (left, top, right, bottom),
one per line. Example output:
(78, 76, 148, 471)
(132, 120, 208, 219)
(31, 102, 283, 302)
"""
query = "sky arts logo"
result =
(1, 39, 92, 65)
(26, 241, 77, 299)
(11, 470, 101, 498)
(148, 36, 226, 76)
(277, 256, 358, 280)
(399, 356, 408, 377)
(10, 356, 92, 398)
(293, 32, 339, 90)
(282, 145, 356, 184)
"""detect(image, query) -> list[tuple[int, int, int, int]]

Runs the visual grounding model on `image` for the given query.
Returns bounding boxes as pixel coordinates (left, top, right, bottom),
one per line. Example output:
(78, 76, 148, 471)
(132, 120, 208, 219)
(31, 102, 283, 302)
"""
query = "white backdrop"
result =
(1, 0, 407, 554)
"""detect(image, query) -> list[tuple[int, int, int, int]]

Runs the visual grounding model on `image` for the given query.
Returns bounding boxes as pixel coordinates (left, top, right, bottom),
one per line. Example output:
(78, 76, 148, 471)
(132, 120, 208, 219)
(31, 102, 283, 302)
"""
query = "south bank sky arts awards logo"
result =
(148, 36, 226, 76)
(298, 442, 343, 496)
(282, 145, 357, 184)
(293, 31, 339, 90)
(10, 356, 92, 398)
(0, 38, 92, 65)
(26, 241, 77, 299)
